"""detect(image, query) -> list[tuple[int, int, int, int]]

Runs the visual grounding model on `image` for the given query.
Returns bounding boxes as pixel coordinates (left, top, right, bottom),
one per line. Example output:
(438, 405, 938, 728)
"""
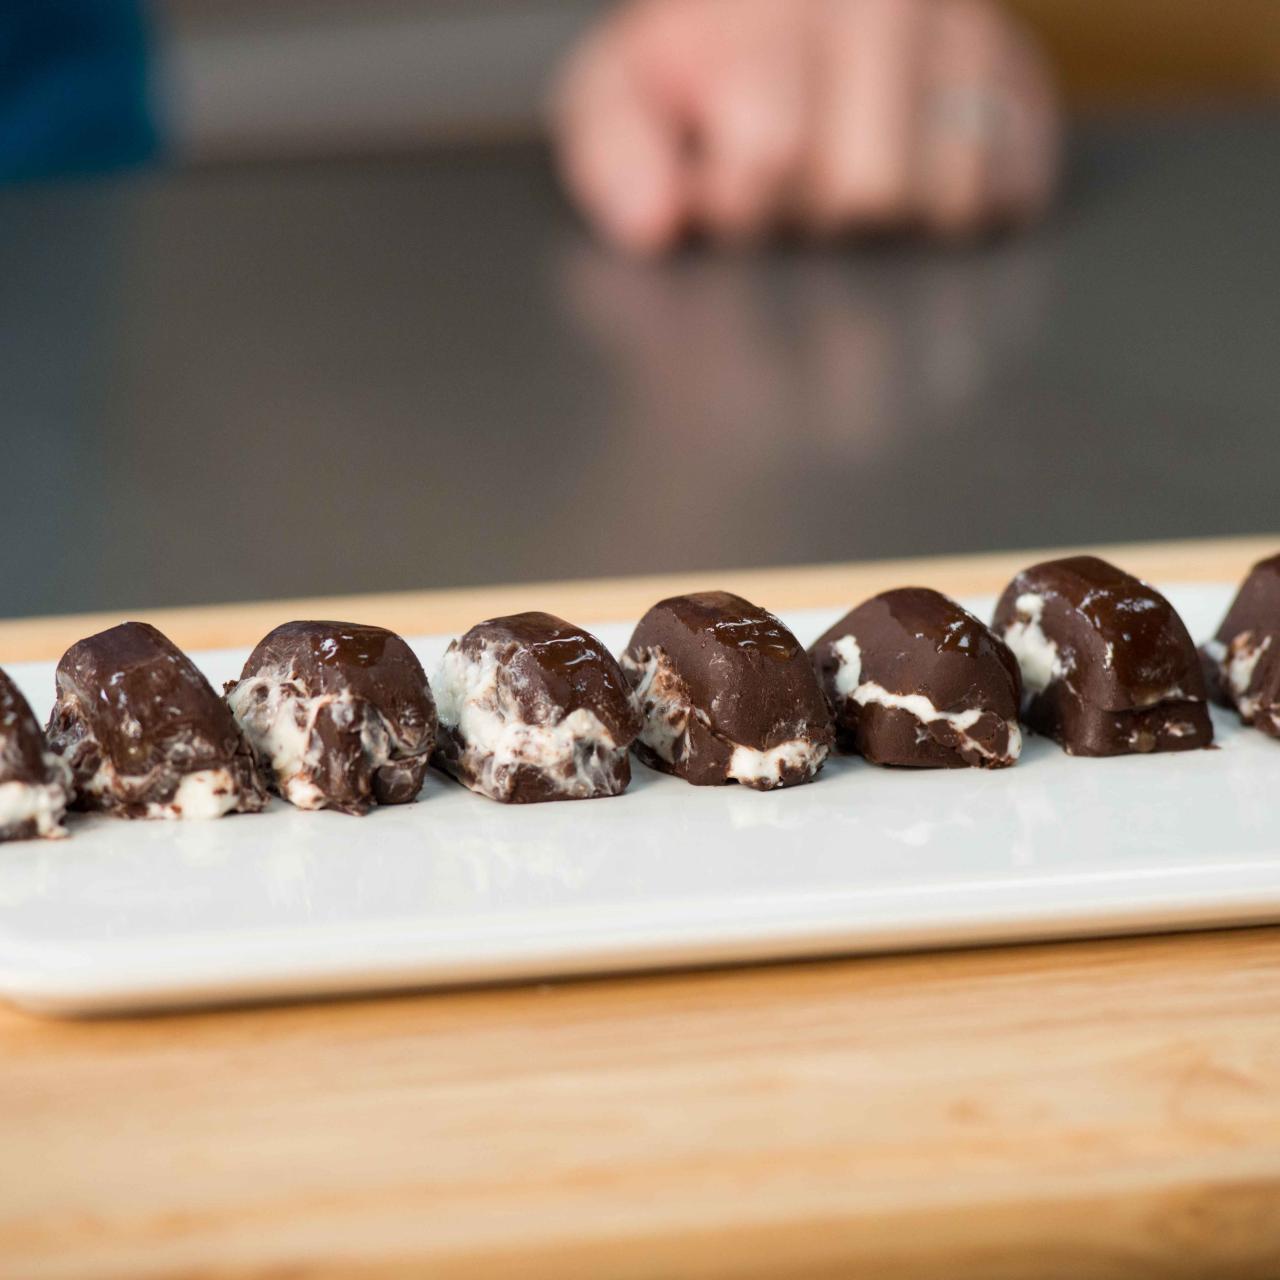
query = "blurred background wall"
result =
(156, 0, 1280, 159)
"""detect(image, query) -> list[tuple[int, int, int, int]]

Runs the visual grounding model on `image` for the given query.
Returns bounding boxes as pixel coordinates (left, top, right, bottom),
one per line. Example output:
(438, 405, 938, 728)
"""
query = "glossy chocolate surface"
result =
(47, 622, 267, 818)
(0, 668, 68, 840)
(457, 613, 640, 746)
(1211, 554, 1280, 647)
(810, 587, 1021, 768)
(436, 611, 641, 803)
(229, 620, 437, 813)
(992, 556, 1212, 755)
(623, 591, 832, 787)
(0, 670, 54, 791)
(1201, 553, 1280, 736)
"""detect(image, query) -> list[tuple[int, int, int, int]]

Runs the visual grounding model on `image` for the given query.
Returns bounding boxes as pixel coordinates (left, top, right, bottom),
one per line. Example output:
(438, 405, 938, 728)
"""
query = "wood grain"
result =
(2, 930, 1279, 1279)
(2, 537, 1279, 1279)
(1009, 0, 1280, 103)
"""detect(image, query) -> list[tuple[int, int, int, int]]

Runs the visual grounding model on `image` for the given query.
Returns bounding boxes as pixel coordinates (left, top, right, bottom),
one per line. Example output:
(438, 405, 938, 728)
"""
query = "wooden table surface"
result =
(3, 537, 1280, 1280)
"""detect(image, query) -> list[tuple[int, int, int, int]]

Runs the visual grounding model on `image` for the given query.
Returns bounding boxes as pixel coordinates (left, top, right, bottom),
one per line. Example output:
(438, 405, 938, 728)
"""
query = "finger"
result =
(689, 43, 811, 243)
(916, 0, 1006, 237)
(550, 33, 688, 255)
(804, 0, 928, 232)
(988, 27, 1061, 224)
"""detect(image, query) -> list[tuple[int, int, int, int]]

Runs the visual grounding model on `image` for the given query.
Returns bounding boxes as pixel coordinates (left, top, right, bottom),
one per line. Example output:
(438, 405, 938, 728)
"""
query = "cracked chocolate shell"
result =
(991, 556, 1211, 756)
(810, 587, 1021, 768)
(621, 591, 832, 789)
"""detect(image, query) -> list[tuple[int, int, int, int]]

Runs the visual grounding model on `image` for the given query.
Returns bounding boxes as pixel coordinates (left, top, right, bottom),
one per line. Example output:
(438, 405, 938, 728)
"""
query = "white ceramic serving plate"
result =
(1, 583, 1276, 1016)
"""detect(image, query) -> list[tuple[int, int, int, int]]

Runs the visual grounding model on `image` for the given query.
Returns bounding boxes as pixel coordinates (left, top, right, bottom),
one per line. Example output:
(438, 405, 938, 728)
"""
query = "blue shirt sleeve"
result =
(0, 1, 160, 183)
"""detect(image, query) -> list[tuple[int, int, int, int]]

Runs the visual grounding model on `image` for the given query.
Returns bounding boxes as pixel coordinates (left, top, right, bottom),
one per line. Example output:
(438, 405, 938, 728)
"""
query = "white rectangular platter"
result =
(1, 582, 1277, 1016)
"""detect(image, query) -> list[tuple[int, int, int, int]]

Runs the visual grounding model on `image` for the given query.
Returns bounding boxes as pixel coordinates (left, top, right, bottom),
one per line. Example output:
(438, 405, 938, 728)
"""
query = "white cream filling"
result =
(1001, 592, 1066, 695)
(227, 678, 317, 777)
(146, 768, 241, 820)
(80, 755, 156, 805)
(851, 680, 1022, 762)
(620, 649, 690, 764)
(436, 641, 627, 798)
(1204, 634, 1272, 721)
(0, 752, 70, 839)
(78, 751, 247, 821)
(727, 738, 828, 787)
(831, 634, 863, 696)
(1226, 634, 1270, 716)
(227, 672, 405, 810)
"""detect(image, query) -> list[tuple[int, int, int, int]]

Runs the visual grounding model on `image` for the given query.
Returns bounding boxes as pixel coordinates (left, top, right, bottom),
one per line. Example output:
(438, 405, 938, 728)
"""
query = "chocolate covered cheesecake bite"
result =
(46, 622, 268, 819)
(434, 612, 641, 803)
(992, 556, 1212, 756)
(1201, 552, 1280, 737)
(226, 621, 437, 814)
(621, 591, 832, 789)
(0, 668, 71, 840)
(810, 588, 1021, 768)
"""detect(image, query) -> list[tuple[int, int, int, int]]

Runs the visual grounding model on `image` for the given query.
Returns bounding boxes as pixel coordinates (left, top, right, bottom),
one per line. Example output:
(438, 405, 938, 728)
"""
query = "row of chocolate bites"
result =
(1, 553, 1278, 842)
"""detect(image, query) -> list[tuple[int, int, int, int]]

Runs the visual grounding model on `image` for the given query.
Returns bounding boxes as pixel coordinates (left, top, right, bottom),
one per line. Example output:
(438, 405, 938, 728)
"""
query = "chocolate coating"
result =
(1201, 552, 1280, 737)
(226, 621, 437, 814)
(992, 556, 1212, 756)
(46, 622, 268, 819)
(810, 587, 1022, 768)
(621, 591, 832, 788)
(434, 611, 641, 803)
(0, 667, 70, 840)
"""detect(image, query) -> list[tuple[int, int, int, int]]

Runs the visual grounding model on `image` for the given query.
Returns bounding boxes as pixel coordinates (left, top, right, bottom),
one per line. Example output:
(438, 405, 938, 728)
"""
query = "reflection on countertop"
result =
(0, 110, 1276, 617)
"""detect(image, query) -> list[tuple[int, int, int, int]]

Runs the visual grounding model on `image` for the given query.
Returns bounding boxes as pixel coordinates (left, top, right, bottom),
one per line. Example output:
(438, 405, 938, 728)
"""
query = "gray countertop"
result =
(1, 109, 1276, 619)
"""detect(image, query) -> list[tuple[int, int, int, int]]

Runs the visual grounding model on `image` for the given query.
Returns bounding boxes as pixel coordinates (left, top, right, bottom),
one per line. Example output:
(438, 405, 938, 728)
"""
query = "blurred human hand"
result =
(550, 0, 1060, 254)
